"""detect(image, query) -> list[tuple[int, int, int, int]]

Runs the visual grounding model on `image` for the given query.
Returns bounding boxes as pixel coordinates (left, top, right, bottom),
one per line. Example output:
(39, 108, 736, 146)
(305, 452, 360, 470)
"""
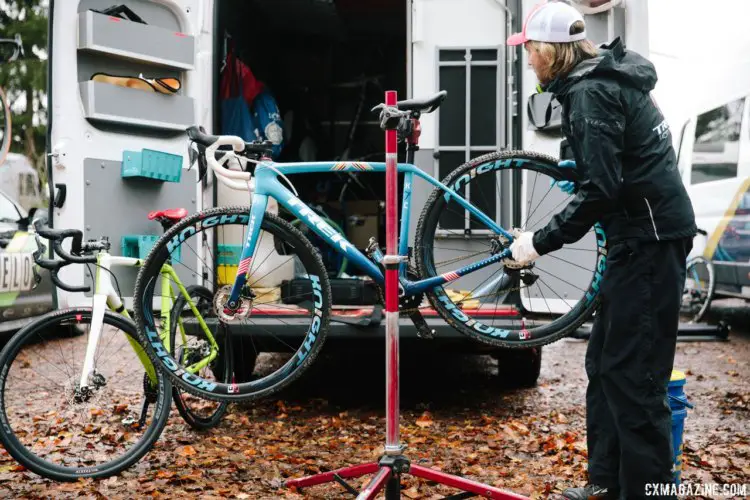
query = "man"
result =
(506, 1, 697, 499)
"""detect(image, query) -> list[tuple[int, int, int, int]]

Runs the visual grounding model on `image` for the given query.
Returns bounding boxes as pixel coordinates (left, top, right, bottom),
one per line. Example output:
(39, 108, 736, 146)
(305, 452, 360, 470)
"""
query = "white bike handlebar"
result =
(205, 135, 252, 191)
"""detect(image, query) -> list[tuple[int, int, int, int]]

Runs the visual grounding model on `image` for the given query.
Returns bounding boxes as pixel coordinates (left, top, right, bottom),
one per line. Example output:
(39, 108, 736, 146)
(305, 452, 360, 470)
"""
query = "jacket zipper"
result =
(644, 197, 660, 241)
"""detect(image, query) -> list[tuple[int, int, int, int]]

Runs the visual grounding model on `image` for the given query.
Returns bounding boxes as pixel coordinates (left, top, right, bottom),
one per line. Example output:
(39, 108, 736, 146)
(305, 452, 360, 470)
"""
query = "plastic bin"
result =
(668, 369, 694, 485)
(122, 234, 181, 263)
(122, 149, 183, 182)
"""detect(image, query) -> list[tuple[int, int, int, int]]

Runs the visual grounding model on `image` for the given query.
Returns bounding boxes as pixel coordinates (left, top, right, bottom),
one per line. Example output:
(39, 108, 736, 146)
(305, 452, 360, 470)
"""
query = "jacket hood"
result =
(546, 37, 657, 97)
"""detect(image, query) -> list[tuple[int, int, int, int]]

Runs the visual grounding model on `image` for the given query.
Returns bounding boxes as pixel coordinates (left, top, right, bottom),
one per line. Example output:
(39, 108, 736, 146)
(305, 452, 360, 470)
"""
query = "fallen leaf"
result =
(416, 412, 433, 428)
(177, 445, 197, 457)
(403, 486, 421, 498)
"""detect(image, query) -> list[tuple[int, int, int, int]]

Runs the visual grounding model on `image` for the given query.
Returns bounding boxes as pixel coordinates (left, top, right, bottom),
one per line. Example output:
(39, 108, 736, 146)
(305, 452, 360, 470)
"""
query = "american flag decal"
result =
(441, 271, 460, 282)
(237, 257, 252, 276)
(331, 162, 373, 171)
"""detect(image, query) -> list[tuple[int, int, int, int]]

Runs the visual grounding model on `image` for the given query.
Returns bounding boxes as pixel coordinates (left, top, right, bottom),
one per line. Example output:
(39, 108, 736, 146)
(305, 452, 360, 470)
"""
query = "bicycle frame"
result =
(223, 159, 516, 308)
(78, 253, 215, 391)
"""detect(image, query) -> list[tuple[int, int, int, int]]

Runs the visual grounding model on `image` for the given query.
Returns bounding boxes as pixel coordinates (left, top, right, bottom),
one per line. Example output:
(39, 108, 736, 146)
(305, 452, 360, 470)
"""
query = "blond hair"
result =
(526, 21, 599, 84)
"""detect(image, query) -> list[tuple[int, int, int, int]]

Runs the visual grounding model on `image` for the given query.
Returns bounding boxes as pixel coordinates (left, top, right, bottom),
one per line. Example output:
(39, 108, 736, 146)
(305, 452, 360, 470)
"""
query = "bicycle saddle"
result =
(397, 91, 447, 113)
(148, 208, 188, 221)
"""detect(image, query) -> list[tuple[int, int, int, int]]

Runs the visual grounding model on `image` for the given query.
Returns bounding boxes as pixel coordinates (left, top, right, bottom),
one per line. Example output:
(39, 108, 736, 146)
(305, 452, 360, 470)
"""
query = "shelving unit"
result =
(77, 9, 195, 70)
(80, 80, 194, 131)
(76, 5, 195, 133)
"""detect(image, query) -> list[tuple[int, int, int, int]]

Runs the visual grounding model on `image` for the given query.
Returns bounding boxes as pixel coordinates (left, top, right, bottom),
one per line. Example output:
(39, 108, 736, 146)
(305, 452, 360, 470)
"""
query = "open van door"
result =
(47, 0, 214, 309)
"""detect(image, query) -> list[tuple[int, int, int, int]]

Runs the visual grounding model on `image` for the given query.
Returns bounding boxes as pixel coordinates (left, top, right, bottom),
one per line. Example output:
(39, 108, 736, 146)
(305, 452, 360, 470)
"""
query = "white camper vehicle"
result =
(674, 70, 750, 299)
(45, 0, 647, 386)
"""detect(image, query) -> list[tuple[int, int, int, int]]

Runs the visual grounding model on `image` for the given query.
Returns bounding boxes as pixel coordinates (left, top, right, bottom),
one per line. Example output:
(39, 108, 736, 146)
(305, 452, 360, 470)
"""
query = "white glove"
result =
(510, 231, 540, 265)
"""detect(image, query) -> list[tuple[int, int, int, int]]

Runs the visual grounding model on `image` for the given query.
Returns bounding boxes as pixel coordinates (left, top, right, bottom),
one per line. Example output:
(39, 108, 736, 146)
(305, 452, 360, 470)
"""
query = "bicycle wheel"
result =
(0, 308, 171, 481)
(0, 86, 11, 167)
(134, 206, 331, 402)
(416, 150, 607, 348)
(682, 256, 714, 323)
(170, 285, 230, 430)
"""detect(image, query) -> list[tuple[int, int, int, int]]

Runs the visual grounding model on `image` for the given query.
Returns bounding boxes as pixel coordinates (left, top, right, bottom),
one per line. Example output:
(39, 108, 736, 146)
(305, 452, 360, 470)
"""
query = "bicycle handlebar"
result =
(32, 219, 99, 293)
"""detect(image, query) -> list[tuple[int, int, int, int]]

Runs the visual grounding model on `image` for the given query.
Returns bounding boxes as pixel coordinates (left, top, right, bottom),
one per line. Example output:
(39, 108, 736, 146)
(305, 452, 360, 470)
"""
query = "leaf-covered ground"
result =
(0, 303, 747, 499)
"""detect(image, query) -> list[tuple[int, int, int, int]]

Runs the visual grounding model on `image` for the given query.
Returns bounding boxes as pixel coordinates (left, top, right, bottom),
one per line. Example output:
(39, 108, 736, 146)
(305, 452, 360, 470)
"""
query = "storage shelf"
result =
(80, 80, 195, 132)
(77, 10, 195, 70)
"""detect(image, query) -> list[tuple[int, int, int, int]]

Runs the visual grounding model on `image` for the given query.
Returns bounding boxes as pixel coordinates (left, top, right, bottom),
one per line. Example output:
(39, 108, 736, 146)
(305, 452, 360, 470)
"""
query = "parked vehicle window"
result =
(691, 98, 744, 185)
(0, 191, 22, 223)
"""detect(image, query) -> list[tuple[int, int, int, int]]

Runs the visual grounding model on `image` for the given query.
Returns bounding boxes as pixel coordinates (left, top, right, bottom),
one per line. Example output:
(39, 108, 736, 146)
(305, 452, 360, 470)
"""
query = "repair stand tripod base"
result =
(285, 454, 531, 499)
(284, 91, 529, 500)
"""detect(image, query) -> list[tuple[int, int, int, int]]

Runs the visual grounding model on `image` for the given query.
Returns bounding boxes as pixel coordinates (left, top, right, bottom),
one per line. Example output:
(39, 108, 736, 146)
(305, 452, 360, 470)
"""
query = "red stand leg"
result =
(285, 91, 530, 500)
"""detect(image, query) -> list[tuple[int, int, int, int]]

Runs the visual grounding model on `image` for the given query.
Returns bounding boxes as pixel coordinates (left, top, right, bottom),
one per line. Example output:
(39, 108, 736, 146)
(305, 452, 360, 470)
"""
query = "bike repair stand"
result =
(285, 92, 530, 499)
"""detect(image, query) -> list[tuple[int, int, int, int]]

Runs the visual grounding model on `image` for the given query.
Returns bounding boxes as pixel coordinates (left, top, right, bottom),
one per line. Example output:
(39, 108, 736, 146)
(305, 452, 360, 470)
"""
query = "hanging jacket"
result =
(532, 37, 697, 256)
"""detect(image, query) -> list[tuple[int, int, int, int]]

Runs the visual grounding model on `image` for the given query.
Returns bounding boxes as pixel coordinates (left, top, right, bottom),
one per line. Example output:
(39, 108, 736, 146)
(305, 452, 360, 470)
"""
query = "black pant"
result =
(585, 237, 691, 499)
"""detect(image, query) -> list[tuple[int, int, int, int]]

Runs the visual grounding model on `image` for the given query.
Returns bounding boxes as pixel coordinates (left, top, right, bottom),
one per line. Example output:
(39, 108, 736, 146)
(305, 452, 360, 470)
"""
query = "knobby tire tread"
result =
(0, 308, 171, 481)
(133, 206, 331, 403)
(415, 150, 603, 349)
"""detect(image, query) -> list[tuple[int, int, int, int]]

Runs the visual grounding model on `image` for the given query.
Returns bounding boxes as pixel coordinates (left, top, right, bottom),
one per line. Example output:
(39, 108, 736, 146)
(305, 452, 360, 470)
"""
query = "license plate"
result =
(0, 252, 35, 292)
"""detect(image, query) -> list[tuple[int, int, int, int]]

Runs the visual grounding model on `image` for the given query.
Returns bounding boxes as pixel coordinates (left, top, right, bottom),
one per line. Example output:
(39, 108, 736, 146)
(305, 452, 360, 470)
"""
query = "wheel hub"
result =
(214, 285, 252, 322)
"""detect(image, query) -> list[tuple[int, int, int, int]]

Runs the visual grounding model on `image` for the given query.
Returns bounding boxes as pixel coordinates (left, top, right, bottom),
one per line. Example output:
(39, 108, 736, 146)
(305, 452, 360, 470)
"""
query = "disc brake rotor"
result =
(213, 285, 252, 322)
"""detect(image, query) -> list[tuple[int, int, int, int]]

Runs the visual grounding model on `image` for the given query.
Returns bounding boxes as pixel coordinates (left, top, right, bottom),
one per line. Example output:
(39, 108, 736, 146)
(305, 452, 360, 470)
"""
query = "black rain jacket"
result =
(532, 37, 697, 256)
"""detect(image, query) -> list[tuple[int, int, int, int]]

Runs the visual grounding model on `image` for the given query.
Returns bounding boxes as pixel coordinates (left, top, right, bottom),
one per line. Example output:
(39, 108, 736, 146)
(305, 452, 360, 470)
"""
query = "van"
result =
(676, 76, 750, 299)
(45, 0, 647, 387)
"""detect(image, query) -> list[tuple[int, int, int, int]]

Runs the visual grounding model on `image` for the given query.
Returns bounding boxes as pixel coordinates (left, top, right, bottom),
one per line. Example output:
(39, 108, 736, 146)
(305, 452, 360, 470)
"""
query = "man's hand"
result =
(551, 160, 577, 194)
(509, 229, 540, 266)
(550, 179, 576, 194)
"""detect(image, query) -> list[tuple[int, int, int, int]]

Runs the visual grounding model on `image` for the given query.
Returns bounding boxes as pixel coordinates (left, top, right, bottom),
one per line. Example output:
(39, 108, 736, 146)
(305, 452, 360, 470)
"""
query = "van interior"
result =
(216, 0, 407, 285)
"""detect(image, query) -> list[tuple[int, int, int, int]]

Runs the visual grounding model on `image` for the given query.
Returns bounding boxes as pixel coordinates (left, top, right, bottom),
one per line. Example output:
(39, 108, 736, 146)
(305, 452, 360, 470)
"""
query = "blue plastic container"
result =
(122, 149, 183, 182)
(122, 235, 181, 263)
(668, 370, 693, 485)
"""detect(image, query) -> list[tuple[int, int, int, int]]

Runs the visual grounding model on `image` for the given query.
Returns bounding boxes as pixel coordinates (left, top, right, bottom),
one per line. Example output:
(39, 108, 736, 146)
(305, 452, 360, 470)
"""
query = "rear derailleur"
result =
(491, 234, 539, 286)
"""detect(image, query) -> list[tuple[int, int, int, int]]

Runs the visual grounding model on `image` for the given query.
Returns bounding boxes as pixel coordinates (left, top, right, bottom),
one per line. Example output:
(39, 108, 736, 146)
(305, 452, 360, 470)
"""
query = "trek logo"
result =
(287, 197, 353, 253)
(296, 275, 324, 366)
(653, 119, 670, 140)
(246, 213, 257, 243)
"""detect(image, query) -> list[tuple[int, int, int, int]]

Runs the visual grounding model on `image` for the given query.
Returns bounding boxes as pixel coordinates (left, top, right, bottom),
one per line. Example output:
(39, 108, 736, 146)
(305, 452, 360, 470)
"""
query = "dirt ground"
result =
(0, 302, 747, 499)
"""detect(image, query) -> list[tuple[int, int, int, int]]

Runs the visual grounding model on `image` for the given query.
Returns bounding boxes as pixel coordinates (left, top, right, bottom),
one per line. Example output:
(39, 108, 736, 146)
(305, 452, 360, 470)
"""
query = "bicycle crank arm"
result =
(407, 308, 436, 340)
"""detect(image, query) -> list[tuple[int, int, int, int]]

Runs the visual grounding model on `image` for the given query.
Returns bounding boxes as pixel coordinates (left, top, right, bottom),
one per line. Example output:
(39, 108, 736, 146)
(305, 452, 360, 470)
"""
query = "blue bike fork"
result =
(226, 195, 268, 309)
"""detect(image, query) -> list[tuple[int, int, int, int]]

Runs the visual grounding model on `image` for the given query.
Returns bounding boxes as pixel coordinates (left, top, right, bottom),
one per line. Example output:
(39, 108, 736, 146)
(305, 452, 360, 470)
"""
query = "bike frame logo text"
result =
(287, 197, 353, 253)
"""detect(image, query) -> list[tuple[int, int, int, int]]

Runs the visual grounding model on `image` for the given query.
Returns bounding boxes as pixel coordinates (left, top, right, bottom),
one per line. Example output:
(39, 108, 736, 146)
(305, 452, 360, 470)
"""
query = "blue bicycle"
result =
(133, 91, 607, 401)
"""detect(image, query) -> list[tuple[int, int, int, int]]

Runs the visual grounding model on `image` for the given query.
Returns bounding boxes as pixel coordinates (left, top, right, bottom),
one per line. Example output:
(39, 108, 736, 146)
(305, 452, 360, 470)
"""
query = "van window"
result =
(691, 98, 744, 185)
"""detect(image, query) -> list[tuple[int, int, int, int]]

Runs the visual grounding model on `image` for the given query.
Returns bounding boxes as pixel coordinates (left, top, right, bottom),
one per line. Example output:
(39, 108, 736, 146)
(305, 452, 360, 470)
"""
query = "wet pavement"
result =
(0, 301, 746, 498)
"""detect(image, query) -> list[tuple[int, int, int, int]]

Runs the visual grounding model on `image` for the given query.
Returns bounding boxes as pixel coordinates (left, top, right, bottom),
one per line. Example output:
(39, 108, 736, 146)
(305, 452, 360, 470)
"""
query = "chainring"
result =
(375, 266, 425, 315)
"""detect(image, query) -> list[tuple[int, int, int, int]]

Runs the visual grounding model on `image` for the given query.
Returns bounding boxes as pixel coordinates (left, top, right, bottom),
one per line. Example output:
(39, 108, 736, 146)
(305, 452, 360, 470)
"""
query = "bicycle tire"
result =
(683, 256, 715, 323)
(0, 86, 11, 168)
(134, 206, 331, 403)
(416, 150, 607, 348)
(170, 285, 230, 430)
(0, 308, 171, 481)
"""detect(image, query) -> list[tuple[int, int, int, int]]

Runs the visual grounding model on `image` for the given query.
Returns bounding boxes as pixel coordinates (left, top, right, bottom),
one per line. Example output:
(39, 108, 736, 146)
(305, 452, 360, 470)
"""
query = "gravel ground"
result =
(0, 302, 746, 499)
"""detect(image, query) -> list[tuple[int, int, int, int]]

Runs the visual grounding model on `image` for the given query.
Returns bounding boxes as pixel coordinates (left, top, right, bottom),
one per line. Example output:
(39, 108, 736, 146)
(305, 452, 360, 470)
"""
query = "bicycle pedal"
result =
(408, 309, 435, 340)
